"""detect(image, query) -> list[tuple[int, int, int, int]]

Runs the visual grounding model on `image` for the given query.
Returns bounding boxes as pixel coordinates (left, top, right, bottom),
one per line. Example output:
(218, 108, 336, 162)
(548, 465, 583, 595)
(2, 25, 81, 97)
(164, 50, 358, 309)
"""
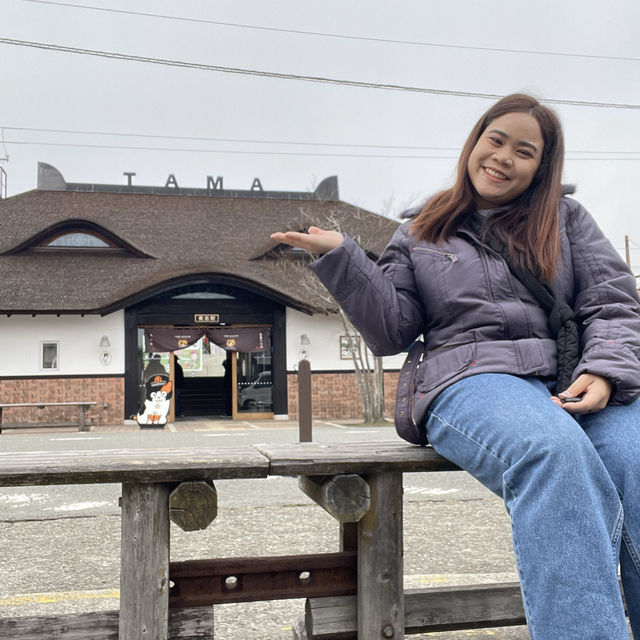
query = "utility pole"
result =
(625, 235, 631, 268)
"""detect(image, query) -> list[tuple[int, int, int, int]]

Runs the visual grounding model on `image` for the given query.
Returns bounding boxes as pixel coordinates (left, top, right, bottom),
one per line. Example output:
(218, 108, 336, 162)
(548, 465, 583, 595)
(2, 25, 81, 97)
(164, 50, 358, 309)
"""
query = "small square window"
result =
(41, 342, 59, 370)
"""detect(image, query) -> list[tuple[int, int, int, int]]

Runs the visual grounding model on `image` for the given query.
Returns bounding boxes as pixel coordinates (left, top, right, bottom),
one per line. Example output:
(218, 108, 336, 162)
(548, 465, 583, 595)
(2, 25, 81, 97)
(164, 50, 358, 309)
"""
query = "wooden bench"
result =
(0, 401, 97, 433)
(0, 441, 529, 639)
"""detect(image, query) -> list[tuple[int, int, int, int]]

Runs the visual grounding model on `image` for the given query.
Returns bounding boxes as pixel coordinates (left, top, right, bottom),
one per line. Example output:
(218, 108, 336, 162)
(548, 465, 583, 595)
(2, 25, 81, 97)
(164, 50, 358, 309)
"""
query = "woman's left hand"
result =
(551, 373, 612, 414)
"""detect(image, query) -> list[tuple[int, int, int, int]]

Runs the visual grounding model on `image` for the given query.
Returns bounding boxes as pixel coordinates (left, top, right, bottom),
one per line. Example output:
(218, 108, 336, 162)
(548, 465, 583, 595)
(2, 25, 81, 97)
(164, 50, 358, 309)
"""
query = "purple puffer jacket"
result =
(310, 197, 640, 442)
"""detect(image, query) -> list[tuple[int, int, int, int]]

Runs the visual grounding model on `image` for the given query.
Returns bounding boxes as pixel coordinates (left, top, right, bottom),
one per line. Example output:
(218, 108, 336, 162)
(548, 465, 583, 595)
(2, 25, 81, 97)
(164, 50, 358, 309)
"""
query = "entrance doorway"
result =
(138, 327, 273, 420)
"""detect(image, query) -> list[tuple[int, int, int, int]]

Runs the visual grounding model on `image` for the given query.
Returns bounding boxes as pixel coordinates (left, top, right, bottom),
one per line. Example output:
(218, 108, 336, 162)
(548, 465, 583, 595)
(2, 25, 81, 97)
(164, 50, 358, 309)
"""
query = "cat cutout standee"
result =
(136, 374, 173, 427)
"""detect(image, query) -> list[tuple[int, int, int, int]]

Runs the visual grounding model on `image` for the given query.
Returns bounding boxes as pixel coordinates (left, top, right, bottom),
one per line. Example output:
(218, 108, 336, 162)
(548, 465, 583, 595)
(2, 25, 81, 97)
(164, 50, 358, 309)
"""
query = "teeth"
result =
(485, 167, 507, 179)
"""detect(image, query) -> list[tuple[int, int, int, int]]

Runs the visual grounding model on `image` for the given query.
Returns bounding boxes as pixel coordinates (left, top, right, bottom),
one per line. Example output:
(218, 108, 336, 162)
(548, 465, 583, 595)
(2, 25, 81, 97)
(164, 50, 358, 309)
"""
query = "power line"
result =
(5, 138, 640, 161)
(22, 0, 640, 63)
(0, 126, 461, 152)
(2, 138, 461, 159)
(3, 125, 640, 156)
(1, 37, 639, 110)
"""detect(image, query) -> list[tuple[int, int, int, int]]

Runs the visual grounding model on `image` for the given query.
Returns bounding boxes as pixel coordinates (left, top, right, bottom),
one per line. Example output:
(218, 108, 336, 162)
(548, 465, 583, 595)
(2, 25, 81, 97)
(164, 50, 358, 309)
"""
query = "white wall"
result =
(0, 308, 407, 377)
(286, 309, 407, 371)
(0, 312, 125, 376)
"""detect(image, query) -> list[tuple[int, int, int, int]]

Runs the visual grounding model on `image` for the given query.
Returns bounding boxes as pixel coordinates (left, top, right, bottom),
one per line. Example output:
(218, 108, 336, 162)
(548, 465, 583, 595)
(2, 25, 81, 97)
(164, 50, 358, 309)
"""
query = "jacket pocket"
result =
(514, 338, 545, 373)
(416, 343, 476, 394)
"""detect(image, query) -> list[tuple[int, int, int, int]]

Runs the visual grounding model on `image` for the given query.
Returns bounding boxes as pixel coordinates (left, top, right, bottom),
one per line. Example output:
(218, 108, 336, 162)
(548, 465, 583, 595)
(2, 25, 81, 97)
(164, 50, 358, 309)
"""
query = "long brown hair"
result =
(412, 94, 565, 281)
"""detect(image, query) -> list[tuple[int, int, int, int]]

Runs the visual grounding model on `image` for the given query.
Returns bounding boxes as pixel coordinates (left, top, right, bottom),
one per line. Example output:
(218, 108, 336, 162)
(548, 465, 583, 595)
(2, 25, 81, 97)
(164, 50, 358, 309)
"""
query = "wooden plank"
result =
(305, 583, 525, 639)
(0, 402, 97, 408)
(119, 482, 171, 640)
(358, 471, 404, 639)
(0, 607, 214, 639)
(0, 421, 79, 429)
(0, 443, 456, 487)
(256, 441, 460, 476)
(0, 447, 270, 486)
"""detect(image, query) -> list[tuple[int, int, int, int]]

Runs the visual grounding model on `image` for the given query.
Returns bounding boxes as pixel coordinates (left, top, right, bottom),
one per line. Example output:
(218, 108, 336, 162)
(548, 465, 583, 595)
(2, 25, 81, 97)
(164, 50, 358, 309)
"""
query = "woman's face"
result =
(467, 111, 544, 209)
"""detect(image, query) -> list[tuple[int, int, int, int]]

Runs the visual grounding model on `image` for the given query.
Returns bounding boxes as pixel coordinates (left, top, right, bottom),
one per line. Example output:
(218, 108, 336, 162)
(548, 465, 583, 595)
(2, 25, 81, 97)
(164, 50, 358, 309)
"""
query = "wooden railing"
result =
(0, 441, 527, 639)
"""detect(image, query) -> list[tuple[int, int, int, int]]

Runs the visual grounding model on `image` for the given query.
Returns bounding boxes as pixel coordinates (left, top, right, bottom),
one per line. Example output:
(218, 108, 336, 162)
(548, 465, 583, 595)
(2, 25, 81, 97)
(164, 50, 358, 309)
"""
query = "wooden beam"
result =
(305, 583, 525, 639)
(169, 481, 218, 531)
(169, 552, 357, 607)
(298, 474, 370, 522)
(0, 608, 213, 640)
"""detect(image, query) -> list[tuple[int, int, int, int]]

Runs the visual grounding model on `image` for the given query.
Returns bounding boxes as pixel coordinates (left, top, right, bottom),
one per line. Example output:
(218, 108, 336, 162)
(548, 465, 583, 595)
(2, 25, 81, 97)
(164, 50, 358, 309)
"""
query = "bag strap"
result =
(394, 340, 428, 444)
(463, 212, 579, 393)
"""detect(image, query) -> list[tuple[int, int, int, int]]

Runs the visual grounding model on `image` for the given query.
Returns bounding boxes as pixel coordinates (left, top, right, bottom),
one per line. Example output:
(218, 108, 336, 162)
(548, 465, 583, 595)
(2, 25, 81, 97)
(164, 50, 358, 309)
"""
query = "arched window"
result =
(45, 232, 112, 248)
(2, 220, 154, 258)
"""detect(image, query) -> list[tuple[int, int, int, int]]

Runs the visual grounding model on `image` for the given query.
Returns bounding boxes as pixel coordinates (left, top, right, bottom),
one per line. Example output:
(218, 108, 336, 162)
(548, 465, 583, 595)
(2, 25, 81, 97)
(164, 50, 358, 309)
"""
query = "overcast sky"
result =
(2, 0, 639, 268)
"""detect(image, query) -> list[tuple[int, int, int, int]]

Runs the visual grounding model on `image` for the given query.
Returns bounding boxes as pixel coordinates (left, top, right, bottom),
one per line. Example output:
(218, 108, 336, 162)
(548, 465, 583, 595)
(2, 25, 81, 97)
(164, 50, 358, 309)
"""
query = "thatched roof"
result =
(0, 169, 398, 315)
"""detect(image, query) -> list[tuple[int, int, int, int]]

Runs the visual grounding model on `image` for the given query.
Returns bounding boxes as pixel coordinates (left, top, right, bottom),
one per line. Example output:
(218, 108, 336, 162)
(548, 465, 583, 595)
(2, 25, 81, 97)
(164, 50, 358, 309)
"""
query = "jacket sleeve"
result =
(309, 223, 425, 355)
(567, 200, 640, 403)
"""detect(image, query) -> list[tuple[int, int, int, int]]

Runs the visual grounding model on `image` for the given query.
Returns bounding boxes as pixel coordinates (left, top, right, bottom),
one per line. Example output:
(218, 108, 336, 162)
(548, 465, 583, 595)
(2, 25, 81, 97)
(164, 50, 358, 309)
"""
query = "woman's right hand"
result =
(270, 226, 344, 255)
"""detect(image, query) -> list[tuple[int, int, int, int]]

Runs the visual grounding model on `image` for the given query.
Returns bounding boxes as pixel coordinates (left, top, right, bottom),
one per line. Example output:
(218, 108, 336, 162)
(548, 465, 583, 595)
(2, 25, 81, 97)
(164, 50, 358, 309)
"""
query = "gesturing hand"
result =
(270, 226, 344, 255)
(551, 373, 612, 414)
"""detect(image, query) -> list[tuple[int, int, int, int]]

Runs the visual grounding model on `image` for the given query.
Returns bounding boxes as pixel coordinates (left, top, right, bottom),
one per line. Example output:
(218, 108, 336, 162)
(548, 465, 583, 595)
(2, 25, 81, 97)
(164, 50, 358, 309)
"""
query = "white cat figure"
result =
(136, 374, 173, 426)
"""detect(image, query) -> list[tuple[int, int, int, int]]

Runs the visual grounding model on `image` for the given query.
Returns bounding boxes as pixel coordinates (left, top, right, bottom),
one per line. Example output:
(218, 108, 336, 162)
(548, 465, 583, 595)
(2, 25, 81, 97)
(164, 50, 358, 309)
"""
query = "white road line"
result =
(43, 501, 111, 512)
(318, 421, 348, 429)
(404, 486, 460, 496)
(242, 421, 261, 429)
(345, 429, 380, 434)
(49, 437, 104, 441)
(201, 433, 249, 437)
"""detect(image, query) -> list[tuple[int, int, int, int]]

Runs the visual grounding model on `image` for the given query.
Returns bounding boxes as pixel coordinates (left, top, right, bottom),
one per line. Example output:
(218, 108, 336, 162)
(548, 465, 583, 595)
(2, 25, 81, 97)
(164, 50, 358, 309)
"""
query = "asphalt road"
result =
(0, 422, 529, 639)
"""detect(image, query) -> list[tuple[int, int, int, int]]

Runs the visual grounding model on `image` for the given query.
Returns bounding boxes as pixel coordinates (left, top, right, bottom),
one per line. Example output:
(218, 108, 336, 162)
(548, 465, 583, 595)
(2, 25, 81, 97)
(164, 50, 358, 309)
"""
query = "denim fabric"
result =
(425, 373, 640, 640)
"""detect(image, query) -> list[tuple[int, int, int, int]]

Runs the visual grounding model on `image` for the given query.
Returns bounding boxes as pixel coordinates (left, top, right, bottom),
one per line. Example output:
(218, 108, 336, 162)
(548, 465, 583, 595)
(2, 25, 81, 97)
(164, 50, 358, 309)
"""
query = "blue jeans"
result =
(425, 373, 640, 640)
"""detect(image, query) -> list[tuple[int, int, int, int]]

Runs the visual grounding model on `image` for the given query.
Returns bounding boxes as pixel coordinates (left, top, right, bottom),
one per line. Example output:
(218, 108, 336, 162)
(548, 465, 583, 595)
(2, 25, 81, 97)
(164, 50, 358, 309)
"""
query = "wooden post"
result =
(298, 359, 312, 442)
(119, 482, 171, 640)
(169, 353, 176, 424)
(340, 522, 358, 553)
(78, 404, 90, 431)
(358, 472, 404, 639)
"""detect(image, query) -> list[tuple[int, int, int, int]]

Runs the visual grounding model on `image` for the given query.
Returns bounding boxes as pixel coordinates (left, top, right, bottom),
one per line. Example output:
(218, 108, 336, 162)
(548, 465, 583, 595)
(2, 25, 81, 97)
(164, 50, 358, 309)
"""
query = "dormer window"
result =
(1, 219, 155, 258)
(45, 232, 112, 248)
(32, 228, 123, 253)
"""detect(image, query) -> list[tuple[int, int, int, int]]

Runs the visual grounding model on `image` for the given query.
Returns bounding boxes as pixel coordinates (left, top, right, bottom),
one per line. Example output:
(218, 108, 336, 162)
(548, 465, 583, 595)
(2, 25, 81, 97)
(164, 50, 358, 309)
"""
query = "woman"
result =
(271, 94, 640, 639)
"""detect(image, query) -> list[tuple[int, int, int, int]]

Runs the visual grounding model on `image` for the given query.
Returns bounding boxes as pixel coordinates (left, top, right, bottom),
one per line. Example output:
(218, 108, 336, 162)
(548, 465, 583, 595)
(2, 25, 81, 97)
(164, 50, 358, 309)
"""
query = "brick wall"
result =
(287, 371, 399, 420)
(0, 377, 124, 426)
(0, 373, 400, 425)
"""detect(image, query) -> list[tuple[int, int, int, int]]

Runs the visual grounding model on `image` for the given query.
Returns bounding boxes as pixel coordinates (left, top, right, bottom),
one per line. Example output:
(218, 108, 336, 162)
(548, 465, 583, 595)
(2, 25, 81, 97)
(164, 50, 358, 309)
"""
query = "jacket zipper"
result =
(412, 247, 458, 262)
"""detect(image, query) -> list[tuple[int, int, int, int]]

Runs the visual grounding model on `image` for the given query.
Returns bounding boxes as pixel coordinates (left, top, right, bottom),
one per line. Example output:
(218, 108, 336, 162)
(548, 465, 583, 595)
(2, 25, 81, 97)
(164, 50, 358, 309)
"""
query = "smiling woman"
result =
(272, 93, 640, 640)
